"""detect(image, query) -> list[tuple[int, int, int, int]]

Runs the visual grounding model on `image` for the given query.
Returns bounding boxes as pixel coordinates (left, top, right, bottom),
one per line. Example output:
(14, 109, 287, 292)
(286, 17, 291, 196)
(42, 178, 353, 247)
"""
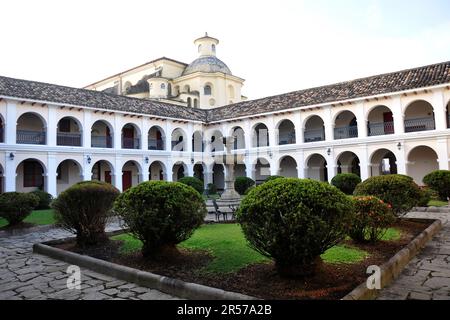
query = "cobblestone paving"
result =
(0, 224, 179, 300)
(377, 210, 450, 300)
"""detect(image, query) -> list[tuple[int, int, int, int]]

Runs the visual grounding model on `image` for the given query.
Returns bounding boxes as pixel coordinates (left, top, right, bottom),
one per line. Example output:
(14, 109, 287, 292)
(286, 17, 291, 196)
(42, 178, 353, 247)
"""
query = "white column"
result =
(114, 114, 122, 150)
(356, 102, 367, 138)
(47, 105, 57, 147)
(295, 151, 305, 178)
(83, 110, 91, 148)
(186, 163, 194, 177)
(81, 157, 92, 181)
(268, 117, 277, 147)
(243, 119, 252, 150)
(245, 156, 253, 179)
(204, 163, 214, 189)
(359, 145, 369, 181)
(4, 151, 16, 192)
(433, 90, 447, 131)
(5, 101, 17, 145)
(392, 96, 404, 135)
(113, 156, 123, 191)
(326, 148, 336, 182)
(437, 138, 449, 170)
(270, 159, 278, 176)
(395, 143, 407, 174)
(324, 106, 334, 141)
(186, 123, 194, 153)
(165, 121, 173, 151)
(165, 160, 173, 182)
(295, 111, 303, 144)
(141, 157, 149, 182)
(46, 154, 57, 197)
(141, 117, 149, 151)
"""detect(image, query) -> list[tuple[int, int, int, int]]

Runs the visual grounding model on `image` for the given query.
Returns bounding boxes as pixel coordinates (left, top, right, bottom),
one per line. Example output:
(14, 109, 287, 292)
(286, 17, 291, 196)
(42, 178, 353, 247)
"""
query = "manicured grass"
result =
(0, 209, 56, 228)
(381, 227, 401, 241)
(428, 199, 448, 207)
(112, 223, 370, 274)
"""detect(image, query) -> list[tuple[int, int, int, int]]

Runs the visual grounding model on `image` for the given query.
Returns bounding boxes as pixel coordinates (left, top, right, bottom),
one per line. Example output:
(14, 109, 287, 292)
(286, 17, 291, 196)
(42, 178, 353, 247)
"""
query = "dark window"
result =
(58, 118, 71, 132)
(23, 161, 43, 188)
(204, 85, 212, 95)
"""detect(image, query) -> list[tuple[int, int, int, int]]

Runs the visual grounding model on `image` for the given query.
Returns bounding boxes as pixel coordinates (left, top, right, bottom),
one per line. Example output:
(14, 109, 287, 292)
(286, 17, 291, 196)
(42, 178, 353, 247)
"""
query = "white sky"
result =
(1, 0, 449, 100)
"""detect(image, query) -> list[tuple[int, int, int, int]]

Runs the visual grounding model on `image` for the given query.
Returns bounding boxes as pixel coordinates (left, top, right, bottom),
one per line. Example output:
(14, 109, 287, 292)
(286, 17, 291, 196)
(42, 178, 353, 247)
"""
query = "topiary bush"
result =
(52, 181, 120, 247)
(348, 196, 396, 243)
(354, 174, 422, 216)
(264, 175, 284, 182)
(331, 173, 361, 195)
(0, 192, 39, 226)
(206, 183, 217, 196)
(236, 178, 354, 277)
(234, 176, 255, 195)
(417, 187, 435, 207)
(178, 176, 204, 195)
(30, 189, 53, 209)
(423, 170, 450, 203)
(114, 181, 207, 257)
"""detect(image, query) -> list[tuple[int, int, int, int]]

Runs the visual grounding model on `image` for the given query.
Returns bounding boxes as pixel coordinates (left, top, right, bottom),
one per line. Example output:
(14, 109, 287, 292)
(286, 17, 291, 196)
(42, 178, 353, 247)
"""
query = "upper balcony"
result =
(16, 113, 46, 145)
(404, 100, 435, 133)
(304, 116, 325, 143)
(334, 111, 358, 140)
(57, 117, 82, 147)
(91, 120, 113, 148)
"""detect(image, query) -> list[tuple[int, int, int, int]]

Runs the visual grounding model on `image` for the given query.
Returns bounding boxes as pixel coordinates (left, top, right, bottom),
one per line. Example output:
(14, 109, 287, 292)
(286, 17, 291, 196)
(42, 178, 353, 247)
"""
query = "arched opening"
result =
(57, 160, 82, 194)
(0, 116, 5, 143)
(172, 162, 186, 181)
(91, 120, 113, 148)
(171, 128, 186, 151)
(149, 161, 165, 181)
(407, 146, 439, 185)
(446, 100, 450, 128)
(212, 163, 225, 191)
(187, 97, 192, 107)
(183, 85, 190, 93)
(404, 100, 435, 132)
(306, 154, 327, 181)
(254, 158, 270, 185)
(194, 163, 205, 182)
(122, 123, 140, 149)
(0, 164, 4, 193)
(57, 117, 82, 146)
(231, 127, 245, 150)
(148, 126, 165, 150)
(279, 156, 298, 177)
(122, 161, 141, 191)
(367, 106, 394, 136)
(91, 160, 114, 184)
(16, 113, 46, 145)
(337, 151, 360, 177)
(193, 99, 198, 108)
(277, 119, 296, 145)
(334, 111, 358, 140)
(192, 131, 205, 152)
(370, 149, 397, 176)
(204, 84, 212, 96)
(211, 130, 224, 152)
(252, 123, 269, 148)
(16, 159, 46, 192)
(304, 116, 325, 143)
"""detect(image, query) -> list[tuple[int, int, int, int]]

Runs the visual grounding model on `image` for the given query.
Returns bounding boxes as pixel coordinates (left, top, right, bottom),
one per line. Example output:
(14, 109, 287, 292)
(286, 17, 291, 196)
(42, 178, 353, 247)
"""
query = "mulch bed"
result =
(54, 219, 430, 300)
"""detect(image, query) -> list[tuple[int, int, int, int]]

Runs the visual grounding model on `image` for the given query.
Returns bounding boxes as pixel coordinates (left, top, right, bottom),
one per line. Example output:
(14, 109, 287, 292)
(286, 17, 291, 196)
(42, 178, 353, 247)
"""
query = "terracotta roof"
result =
(0, 75, 206, 121)
(206, 60, 450, 122)
(1, 61, 449, 124)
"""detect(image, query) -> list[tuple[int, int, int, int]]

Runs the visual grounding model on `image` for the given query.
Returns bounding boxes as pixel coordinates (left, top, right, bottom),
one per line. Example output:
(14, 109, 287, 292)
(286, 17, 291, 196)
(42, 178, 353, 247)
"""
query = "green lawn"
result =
(112, 223, 371, 274)
(428, 199, 448, 207)
(0, 209, 56, 228)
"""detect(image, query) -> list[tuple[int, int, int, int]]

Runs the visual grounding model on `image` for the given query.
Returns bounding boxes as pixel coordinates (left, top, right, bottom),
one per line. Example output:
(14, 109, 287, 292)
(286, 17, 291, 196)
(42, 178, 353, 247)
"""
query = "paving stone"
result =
(137, 290, 173, 300)
(105, 280, 126, 289)
(0, 290, 18, 299)
(423, 277, 450, 289)
(408, 291, 432, 300)
(21, 289, 43, 299)
(82, 292, 111, 300)
(101, 288, 120, 296)
(131, 287, 150, 294)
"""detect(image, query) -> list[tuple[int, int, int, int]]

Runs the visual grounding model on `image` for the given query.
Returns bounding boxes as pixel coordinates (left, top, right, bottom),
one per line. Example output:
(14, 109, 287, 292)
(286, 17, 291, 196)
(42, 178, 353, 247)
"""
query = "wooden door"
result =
(383, 112, 394, 134)
(105, 171, 112, 184)
(123, 127, 134, 148)
(122, 171, 132, 191)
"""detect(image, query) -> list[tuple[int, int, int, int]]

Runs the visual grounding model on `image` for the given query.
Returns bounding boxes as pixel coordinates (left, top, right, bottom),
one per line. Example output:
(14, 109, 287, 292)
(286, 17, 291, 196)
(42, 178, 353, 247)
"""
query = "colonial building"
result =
(0, 34, 449, 197)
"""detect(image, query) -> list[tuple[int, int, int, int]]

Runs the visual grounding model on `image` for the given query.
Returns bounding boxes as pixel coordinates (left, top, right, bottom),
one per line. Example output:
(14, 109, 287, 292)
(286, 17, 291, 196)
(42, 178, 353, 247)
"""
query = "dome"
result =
(183, 56, 232, 76)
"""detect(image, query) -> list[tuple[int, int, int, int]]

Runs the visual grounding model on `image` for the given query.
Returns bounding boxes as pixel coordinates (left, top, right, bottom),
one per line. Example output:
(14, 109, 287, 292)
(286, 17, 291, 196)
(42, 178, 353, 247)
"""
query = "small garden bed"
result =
(52, 219, 430, 300)
(0, 209, 55, 230)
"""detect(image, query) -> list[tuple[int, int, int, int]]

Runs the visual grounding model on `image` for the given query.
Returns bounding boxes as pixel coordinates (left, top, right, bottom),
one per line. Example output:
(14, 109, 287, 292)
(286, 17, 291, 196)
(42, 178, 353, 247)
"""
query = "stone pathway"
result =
(0, 224, 179, 300)
(377, 210, 450, 300)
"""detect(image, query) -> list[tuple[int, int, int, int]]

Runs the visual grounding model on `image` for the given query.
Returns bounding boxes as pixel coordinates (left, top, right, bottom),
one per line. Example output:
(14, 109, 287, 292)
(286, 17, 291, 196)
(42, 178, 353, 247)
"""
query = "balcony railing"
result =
(148, 138, 164, 150)
(404, 117, 435, 133)
(304, 128, 325, 143)
(334, 125, 358, 140)
(279, 133, 296, 145)
(368, 121, 394, 136)
(57, 132, 82, 146)
(172, 141, 185, 151)
(122, 137, 140, 149)
(91, 135, 112, 148)
(17, 130, 46, 145)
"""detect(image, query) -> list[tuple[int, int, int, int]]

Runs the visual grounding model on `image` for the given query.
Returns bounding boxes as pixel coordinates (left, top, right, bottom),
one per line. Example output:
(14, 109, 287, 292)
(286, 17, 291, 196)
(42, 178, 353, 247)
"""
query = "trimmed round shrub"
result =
(354, 174, 422, 216)
(236, 178, 354, 277)
(423, 170, 450, 202)
(417, 187, 435, 207)
(206, 183, 217, 196)
(331, 173, 361, 195)
(114, 181, 207, 257)
(264, 175, 284, 182)
(234, 176, 255, 195)
(348, 196, 396, 243)
(0, 192, 39, 226)
(178, 176, 204, 195)
(30, 189, 53, 209)
(52, 181, 120, 247)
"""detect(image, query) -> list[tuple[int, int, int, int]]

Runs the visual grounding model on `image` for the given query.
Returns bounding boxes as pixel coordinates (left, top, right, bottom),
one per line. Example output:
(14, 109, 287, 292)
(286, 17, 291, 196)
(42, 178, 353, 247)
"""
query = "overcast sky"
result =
(1, 0, 449, 100)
